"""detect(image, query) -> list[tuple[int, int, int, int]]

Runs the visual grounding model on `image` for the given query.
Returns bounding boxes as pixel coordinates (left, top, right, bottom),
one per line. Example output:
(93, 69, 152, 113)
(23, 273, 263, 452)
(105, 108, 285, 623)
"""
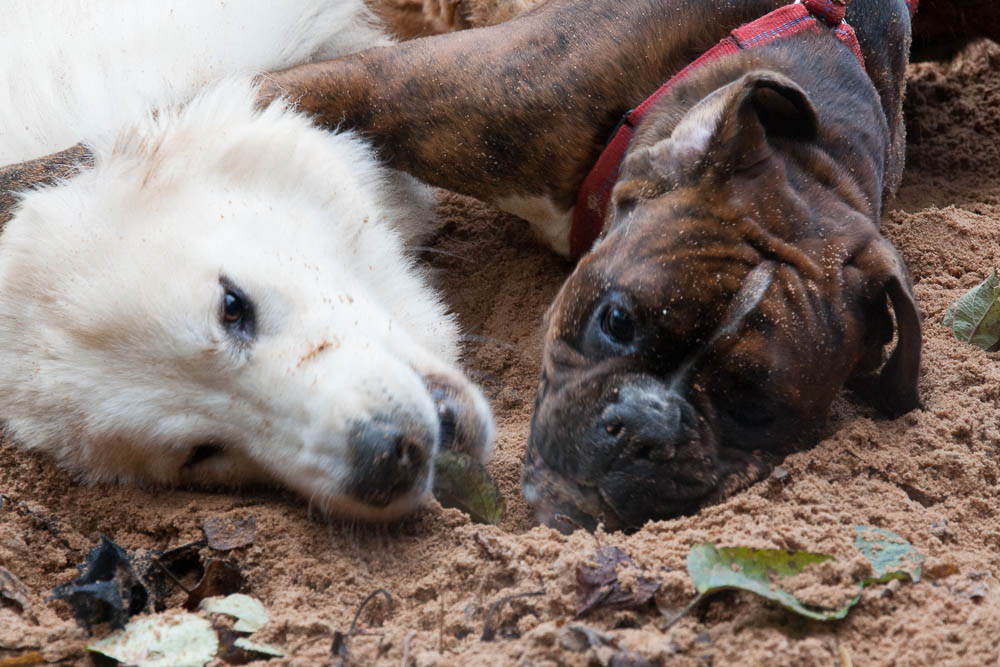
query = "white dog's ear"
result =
(0, 144, 93, 226)
(647, 70, 819, 181)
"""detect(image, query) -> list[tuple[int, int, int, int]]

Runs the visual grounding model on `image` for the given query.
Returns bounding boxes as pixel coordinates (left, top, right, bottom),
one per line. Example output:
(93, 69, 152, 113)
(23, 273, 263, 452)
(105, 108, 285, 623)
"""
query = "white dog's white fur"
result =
(0, 0, 392, 162)
(0, 0, 493, 521)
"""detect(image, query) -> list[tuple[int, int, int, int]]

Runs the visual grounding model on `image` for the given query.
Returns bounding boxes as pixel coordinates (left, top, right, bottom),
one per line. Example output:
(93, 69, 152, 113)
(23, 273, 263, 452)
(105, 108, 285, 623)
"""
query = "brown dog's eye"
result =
(602, 304, 635, 344)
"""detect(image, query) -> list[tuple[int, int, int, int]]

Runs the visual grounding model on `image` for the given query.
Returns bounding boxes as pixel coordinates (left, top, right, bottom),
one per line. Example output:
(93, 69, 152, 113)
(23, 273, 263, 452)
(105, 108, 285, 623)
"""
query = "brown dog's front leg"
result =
(0, 144, 93, 228)
(259, 0, 787, 214)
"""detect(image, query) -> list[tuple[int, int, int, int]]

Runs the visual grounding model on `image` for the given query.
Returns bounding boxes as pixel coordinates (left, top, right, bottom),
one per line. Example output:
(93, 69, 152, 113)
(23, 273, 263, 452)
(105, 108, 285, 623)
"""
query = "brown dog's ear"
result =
(850, 234, 922, 416)
(0, 143, 93, 228)
(647, 70, 819, 181)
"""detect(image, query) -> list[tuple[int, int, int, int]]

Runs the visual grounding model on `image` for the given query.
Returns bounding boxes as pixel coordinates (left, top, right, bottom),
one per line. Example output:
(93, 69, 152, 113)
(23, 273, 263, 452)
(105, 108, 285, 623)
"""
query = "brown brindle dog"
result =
(525, 28, 923, 530)
(0, 0, 984, 530)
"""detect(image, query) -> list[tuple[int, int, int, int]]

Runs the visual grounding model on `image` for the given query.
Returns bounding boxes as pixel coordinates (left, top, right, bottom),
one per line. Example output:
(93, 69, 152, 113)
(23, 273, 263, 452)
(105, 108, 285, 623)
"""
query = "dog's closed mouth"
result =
(423, 374, 493, 460)
(521, 453, 607, 533)
(428, 386, 459, 449)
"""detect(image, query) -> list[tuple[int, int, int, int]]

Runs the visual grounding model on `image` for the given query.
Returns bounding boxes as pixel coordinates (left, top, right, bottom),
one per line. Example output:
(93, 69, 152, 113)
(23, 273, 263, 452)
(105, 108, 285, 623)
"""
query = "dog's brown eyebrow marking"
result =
(669, 260, 777, 390)
(709, 261, 777, 343)
(297, 339, 338, 368)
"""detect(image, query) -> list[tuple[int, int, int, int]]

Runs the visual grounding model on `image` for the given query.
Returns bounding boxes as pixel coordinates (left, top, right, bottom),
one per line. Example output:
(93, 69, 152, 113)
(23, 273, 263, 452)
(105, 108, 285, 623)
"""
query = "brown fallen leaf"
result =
(575, 546, 660, 617)
(183, 560, 245, 610)
(202, 515, 257, 551)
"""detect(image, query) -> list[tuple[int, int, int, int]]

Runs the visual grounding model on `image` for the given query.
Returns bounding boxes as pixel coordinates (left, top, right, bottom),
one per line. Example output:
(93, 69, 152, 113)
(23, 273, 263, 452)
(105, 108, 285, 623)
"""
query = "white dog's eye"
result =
(219, 277, 256, 343)
(222, 292, 243, 322)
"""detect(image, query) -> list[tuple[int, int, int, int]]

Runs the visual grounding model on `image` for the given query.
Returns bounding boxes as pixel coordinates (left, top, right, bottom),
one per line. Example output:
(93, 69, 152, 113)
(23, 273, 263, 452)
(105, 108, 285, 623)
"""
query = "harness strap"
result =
(801, 0, 848, 25)
(568, 0, 906, 259)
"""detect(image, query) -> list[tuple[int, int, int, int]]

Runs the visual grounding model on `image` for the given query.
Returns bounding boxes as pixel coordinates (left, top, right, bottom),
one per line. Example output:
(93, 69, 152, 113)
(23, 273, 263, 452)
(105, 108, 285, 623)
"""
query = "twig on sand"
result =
(400, 629, 417, 667)
(481, 590, 545, 641)
(150, 555, 193, 594)
(438, 594, 445, 653)
(332, 588, 393, 666)
(839, 642, 854, 667)
(659, 593, 705, 632)
(472, 532, 504, 561)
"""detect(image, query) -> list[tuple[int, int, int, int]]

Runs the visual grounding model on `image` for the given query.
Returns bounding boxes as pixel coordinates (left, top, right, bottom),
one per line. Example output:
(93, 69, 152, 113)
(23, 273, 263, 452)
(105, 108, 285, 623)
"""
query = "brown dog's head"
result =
(524, 62, 921, 532)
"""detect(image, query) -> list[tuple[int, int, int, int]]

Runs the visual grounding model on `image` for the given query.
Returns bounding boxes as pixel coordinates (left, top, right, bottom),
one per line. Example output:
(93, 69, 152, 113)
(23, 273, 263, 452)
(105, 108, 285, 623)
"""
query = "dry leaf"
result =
(943, 269, 1000, 351)
(202, 516, 256, 551)
(575, 546, 659, 617)
(50, 535, 148, 631)
(433, 451, 505, 524)
(87, 610, 217, 667)
(184, 560, 245, 610)
(200, 593, 269, 633)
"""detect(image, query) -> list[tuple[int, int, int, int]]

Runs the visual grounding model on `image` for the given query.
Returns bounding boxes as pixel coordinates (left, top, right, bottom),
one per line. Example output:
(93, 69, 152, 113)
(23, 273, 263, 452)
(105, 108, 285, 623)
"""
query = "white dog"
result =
(0, 0, 493, 521)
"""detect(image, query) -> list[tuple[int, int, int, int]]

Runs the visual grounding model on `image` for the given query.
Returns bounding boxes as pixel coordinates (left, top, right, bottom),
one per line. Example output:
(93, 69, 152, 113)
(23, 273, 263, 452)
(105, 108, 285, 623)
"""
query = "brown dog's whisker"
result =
(411, 245, 474, 263)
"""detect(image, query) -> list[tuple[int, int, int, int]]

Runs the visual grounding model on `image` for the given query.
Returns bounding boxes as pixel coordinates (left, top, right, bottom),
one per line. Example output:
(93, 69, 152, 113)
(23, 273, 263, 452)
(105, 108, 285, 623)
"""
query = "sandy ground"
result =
(2, 35, 1000, 667)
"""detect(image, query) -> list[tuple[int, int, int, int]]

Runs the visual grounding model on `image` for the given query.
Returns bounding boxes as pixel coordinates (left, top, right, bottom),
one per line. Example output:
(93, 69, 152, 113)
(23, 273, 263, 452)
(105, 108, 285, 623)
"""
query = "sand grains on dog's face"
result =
(4, 41, 1000, 667)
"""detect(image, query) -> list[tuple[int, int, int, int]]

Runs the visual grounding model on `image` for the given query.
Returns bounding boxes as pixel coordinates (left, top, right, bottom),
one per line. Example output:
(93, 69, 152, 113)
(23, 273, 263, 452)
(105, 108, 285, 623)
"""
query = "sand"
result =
(2, 36, 1000, 667)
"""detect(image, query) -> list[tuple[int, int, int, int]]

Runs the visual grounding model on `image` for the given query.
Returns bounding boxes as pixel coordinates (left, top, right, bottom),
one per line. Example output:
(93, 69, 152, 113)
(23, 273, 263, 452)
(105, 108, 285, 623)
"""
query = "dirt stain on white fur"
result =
(297, 340, 339, 369)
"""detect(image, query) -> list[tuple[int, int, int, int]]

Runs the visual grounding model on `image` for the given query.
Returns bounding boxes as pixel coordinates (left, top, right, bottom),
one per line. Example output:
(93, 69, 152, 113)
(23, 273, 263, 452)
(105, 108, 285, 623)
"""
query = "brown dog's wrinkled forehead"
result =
(550, 201, 764, 343)
(547, 192, 884, 411)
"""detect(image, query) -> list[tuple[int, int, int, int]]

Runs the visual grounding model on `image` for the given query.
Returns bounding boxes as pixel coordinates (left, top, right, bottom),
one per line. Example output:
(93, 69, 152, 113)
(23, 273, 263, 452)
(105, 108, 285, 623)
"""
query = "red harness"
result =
(569, 0, 914, 259)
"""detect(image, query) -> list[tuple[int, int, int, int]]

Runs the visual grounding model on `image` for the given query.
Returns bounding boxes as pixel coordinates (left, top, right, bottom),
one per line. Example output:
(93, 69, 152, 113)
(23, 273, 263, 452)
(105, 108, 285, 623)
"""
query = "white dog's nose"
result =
(345, 416, 434, 508)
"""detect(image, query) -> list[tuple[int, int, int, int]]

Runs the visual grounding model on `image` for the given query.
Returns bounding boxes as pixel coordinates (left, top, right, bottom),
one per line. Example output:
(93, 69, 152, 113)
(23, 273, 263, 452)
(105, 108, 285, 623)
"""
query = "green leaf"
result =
(853, 526, 924, 584)
(87, 610, 218, 667)
(943, 269, 1000, 350)
(199, 593, 269, 633)
(432, 451, 505, 524)
(686, 544, 860, 621)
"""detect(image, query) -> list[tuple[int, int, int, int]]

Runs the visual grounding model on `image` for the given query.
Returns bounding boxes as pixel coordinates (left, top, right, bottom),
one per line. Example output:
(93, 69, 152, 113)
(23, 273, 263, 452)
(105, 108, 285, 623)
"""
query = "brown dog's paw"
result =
(371, 0, 545, 41)
(460, 0, 546, 27)
(418, 0, 543, 32)
(420, 0, 470, 32)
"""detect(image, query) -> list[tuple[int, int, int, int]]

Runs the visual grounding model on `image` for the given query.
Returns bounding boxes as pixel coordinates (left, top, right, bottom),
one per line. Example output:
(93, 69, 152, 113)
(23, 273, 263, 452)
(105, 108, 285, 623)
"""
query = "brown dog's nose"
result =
(347, 417, 431, 507)
(598, 384, 699, 462)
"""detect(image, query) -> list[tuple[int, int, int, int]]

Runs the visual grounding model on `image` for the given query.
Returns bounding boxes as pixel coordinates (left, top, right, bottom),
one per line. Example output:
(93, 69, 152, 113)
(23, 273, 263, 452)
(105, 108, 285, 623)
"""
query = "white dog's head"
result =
(0, 80, 493, 521)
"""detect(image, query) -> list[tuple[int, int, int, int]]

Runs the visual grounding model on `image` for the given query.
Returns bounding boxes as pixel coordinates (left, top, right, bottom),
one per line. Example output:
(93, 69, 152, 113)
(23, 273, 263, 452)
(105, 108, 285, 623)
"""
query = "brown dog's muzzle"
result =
(524, 261, 798, 531)
(524, 372, 728, 532)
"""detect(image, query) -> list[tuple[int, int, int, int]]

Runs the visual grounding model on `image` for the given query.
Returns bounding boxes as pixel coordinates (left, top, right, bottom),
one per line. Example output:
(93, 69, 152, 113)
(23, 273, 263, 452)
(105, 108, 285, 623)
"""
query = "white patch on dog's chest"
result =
(496, 194, 573, 257)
